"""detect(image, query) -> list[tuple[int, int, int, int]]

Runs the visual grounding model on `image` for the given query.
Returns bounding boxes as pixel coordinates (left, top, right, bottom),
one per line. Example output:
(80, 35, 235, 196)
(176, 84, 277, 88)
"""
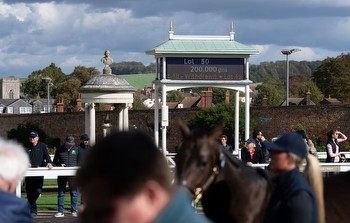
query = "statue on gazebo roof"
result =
(101, 50, 113, 75)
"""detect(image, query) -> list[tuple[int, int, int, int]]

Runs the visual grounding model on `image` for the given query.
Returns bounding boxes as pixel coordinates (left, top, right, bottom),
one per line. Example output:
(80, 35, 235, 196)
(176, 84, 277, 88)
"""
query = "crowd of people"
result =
(0, 126, 348, 222)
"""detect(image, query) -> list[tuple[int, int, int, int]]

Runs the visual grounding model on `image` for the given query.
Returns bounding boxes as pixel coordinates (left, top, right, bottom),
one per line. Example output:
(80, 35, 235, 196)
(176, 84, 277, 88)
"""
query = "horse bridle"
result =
(192, 150, 226, 205)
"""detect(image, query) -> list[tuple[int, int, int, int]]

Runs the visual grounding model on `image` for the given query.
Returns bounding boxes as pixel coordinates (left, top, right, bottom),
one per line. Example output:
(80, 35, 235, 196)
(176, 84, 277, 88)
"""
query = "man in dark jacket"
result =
(53, 135, 79, 218)
(25, 131, 53, 216)
(78, 133, 89, 163)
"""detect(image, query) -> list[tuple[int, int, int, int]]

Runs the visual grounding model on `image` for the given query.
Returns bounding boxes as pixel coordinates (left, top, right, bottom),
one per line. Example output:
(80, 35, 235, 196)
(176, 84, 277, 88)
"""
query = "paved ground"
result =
(33, 210, 77, 223)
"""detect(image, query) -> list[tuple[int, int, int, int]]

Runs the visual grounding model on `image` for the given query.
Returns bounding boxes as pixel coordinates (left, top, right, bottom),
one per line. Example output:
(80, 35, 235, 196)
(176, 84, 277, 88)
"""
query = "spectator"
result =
(25, 131, 53, 216)
(0, 137, 32, 223)
(75, 131, 210, 223)
(326, 129, 347, 163)
(220, 135, 234, 154)
(241, 138, 264, 166)
(264, 133, 318, 223)
(252, 129, 269, 163)
(340, 153, 347, 163)
(295, 130, 318, 157)
(78, 133, 90, 163)
(53, 135, 80, 218)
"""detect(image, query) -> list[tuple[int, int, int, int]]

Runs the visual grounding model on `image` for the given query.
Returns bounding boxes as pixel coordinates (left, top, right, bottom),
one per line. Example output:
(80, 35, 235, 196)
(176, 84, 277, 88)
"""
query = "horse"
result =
(175, 121, 325, 223)
(175, 121, 272, 223)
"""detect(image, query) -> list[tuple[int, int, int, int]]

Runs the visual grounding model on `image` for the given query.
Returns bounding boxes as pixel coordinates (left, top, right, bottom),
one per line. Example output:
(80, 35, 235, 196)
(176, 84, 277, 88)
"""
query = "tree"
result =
(297, 80, 323, 104)
(188, 102, 256, 143)
(70, 66, 99, 85)
(167, 90, 186, 102)
(55, 76, 81, 112)
(254, 79, 285, 106)
(22, 63, 66, 99)
(312, 53, 350, 102)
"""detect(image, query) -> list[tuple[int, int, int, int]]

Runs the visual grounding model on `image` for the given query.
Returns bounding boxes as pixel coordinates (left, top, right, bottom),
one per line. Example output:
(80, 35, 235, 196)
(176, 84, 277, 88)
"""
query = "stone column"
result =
(123, 104, 129, 131)
(89, 103, 96, 145)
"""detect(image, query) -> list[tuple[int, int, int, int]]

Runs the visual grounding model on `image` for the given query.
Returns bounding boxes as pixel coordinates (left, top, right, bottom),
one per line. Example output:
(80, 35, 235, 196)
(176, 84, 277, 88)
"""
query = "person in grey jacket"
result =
(53, 135, 80, 218)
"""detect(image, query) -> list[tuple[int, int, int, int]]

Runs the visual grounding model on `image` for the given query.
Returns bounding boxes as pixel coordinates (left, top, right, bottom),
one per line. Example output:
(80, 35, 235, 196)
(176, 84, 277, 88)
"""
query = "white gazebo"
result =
(146, 23, 259, 159)
(80, 51, 135, 145)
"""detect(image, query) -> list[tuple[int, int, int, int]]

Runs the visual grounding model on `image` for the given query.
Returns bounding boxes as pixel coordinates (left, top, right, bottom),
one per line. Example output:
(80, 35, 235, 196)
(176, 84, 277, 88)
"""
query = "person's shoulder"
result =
(0, 192, 31, 223)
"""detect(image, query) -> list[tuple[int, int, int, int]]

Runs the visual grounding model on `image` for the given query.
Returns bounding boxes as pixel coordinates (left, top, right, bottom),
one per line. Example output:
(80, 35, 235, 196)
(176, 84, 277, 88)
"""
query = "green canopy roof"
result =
(146, 38, 259, 56)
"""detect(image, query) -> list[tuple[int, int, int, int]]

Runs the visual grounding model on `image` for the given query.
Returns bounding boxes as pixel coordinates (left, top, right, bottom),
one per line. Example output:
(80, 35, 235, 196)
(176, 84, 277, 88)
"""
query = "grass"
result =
(21, 179, 81, 211)
(119, 73, 155, 90)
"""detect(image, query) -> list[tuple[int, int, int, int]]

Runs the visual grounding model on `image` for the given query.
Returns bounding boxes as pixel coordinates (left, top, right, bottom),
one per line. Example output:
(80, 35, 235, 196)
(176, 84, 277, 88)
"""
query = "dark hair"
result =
(76, 131, 172, 222)
(327, 129, 337, 141)
(220, 135, 227, 140)
(253, 129, 262, 139)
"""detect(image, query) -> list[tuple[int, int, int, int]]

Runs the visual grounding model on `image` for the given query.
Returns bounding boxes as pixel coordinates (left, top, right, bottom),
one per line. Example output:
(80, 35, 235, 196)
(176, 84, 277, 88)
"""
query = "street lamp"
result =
(42, 77, 52, 113)
(281, 48, 301, 106)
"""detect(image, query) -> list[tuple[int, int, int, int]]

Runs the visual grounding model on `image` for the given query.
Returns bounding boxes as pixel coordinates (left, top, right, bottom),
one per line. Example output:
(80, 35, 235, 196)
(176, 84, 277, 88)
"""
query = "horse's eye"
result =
(198, 160, 208, 168)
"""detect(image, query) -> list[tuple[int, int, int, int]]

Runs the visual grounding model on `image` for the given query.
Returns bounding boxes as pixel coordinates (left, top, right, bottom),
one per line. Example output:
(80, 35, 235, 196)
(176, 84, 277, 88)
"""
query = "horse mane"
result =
(303, 154, 325, 223)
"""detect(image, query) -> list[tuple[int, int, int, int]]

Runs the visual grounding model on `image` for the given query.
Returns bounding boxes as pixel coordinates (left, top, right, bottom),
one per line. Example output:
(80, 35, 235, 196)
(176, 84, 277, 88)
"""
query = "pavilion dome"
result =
(80, 74, 135, 92)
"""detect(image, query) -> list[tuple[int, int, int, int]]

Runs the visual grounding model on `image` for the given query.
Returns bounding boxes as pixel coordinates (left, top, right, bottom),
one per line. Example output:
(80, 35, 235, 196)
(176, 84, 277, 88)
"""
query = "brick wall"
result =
(1, 105, 349, 151)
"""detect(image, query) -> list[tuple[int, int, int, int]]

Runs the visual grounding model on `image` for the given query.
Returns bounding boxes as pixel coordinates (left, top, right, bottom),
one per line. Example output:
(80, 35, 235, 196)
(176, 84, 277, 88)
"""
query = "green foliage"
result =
(111, 61, 155, 75)
(167, 90, 186, 102)
(297, 81, 323, 104)
(312, 53, 350, 102)
(254, 79, 284, 106)
(188, 102, 256, 141)
(133, 95, 148, 110)
(250, 60, 322, 82)
(70, 66, 100, 85)
(7, 122, 48, 147)
(22, 64, 101, 112)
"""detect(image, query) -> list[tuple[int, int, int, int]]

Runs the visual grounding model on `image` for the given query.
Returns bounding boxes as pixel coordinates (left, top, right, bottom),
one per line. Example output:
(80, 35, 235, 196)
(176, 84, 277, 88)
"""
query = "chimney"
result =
(201, 90, 213, 108)
(225, 90, 230, 103)
(305, 89, 311, 105)
(56, 97, 64, 112)
(262, 95, 267, 107)
(76, 93, 82, 111)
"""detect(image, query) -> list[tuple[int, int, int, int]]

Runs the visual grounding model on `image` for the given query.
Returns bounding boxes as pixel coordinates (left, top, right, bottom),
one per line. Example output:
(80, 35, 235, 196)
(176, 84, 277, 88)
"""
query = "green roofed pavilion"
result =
(146, 22, 259, 56)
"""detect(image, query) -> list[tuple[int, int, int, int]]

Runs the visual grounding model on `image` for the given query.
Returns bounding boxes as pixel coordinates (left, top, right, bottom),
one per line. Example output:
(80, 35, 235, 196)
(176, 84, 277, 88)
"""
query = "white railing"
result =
(317, 151, 350, 159)
(16, 167, 78, 198)
(18, 155, 350, 198)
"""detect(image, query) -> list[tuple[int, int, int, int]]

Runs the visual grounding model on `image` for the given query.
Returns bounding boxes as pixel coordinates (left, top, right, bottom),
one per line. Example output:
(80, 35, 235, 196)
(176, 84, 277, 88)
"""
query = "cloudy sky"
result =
(0, 0, 349, 77)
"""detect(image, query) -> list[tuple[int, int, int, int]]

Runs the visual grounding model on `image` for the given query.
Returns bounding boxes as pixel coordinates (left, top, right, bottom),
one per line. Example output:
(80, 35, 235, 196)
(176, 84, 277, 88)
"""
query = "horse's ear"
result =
(209, 121, 225, 143)
(177, 119, 191, 138)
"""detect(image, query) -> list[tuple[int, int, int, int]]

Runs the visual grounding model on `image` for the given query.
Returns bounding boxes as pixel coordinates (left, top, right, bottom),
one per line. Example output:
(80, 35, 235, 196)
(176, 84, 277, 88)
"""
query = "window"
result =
(7, 107, 13, 114)
(19, 107, 32, 114)
(9, 90, 14, 99)
(0, 107, 3, 113)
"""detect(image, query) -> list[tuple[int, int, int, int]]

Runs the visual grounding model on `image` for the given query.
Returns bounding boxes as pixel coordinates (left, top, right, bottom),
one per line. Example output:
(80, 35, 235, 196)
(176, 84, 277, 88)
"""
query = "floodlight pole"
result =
(42, 77, 52, 112)
(281, 48, 301, 106)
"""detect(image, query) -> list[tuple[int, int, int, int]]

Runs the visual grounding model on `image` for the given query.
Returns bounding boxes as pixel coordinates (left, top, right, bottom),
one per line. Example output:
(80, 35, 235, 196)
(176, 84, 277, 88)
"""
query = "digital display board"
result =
(165, 57, 244, 80)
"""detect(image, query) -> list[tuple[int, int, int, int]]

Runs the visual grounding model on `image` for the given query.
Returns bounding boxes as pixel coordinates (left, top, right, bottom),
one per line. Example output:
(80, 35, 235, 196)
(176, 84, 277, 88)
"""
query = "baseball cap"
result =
(66, 135, 75, 146)
(29, 131, 39, 138)
(80, 133, 89, 141)
(265, 132, 307, 159)
(245, 138, 256, 145)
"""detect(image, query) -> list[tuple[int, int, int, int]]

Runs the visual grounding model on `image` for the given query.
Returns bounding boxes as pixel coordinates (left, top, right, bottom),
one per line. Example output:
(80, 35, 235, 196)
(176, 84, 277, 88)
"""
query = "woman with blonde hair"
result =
(264, 132, 324, 223)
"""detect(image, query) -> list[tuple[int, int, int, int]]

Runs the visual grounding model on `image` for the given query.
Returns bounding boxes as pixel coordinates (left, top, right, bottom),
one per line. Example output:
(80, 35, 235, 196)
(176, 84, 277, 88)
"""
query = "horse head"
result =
(176, 120, 224, 203)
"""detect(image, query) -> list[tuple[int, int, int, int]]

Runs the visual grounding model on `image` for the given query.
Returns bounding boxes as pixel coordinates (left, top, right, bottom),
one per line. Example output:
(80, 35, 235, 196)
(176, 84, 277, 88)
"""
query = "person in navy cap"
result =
(263, 132, 323, 223)
(53, 135, 80, 218)
(25, 131, 53, 217)
(78, 133, 90, 163)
